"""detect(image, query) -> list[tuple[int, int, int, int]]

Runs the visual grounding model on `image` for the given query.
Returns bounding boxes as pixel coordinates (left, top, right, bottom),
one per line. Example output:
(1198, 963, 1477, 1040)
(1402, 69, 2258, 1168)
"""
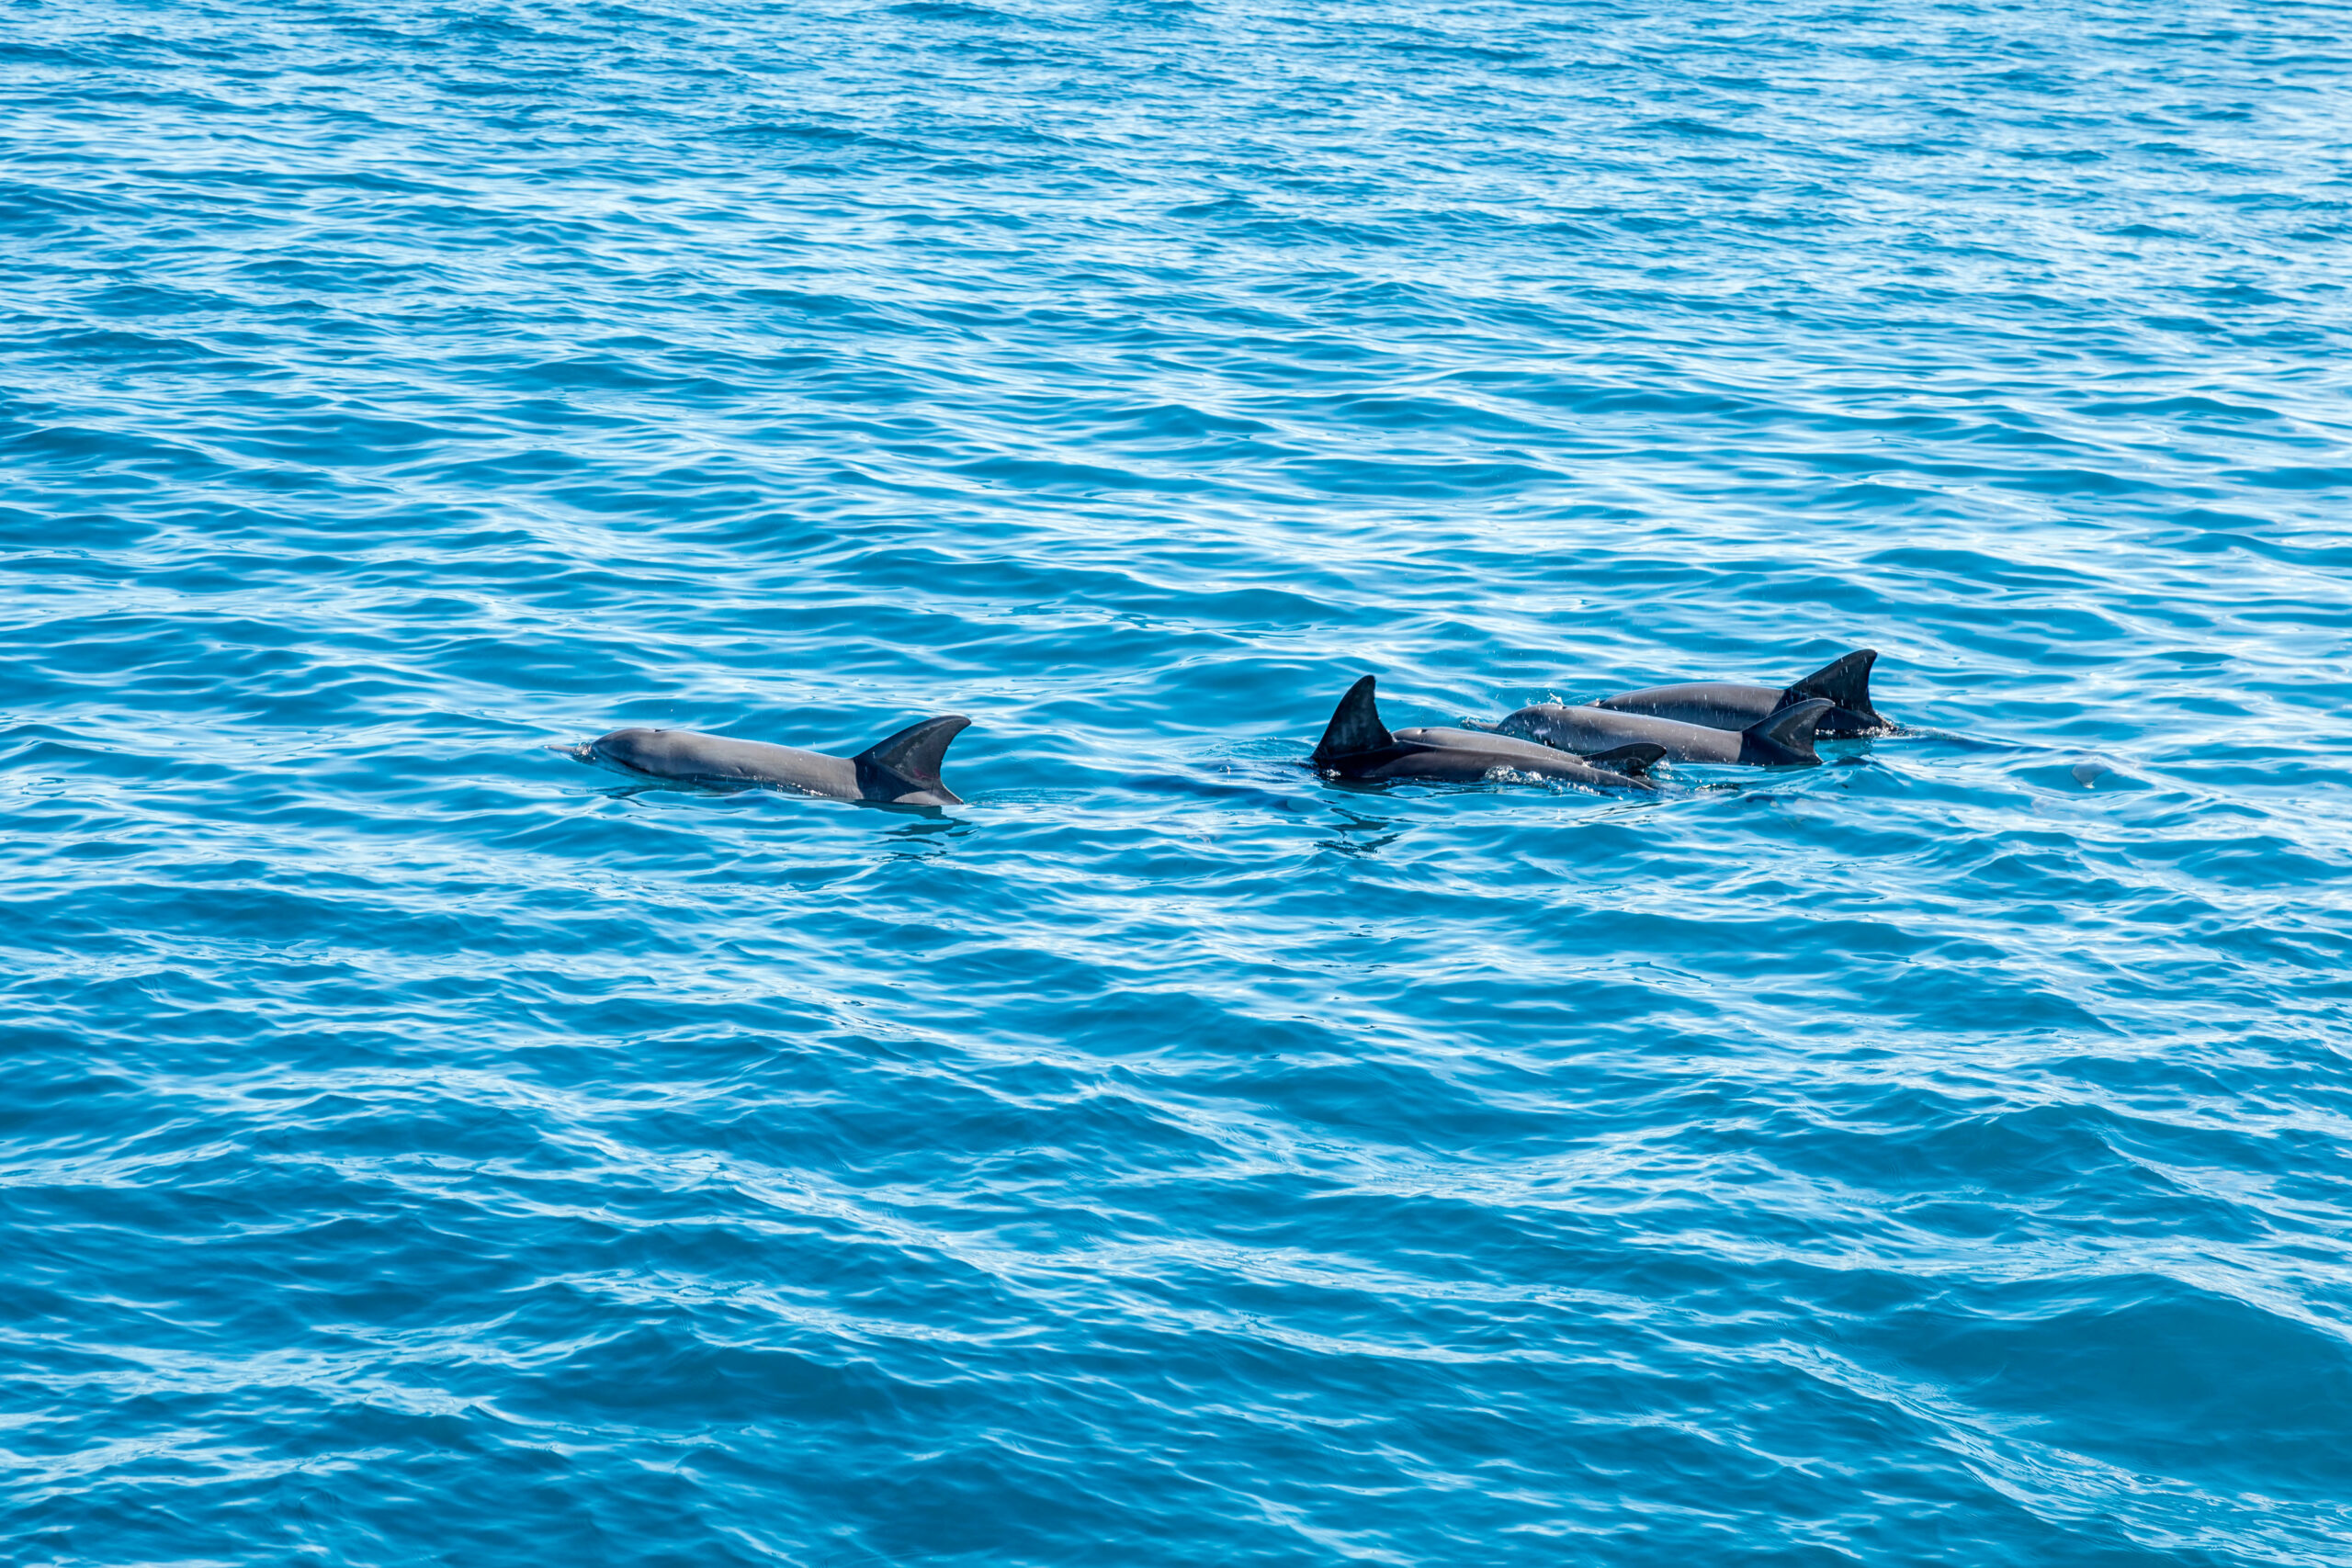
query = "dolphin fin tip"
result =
(1783, 649, 1880, 717)
(1313, 674, 1393, 763)
(1743, 697, 1831, 764)
(854, 714, 970, 800)
(1580, 741, 1666, 778)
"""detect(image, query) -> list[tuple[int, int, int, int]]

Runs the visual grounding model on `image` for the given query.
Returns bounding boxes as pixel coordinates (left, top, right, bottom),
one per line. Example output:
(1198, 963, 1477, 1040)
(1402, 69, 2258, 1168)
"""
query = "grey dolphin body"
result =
(1312, 676, 1660, 790)
(1593, 649, 1887, 737)
(588, 714, 969, 807)
(1496, 697, 1833, 767)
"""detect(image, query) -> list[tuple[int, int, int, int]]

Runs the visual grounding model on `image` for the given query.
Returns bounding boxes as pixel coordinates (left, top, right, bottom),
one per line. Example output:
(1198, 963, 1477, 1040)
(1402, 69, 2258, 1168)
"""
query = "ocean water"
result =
(6, 0, 2352, 1562)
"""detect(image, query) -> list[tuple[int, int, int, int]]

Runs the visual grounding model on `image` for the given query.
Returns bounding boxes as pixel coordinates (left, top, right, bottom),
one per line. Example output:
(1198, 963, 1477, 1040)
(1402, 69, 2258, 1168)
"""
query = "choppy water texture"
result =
(7, 0, 2352, 1562)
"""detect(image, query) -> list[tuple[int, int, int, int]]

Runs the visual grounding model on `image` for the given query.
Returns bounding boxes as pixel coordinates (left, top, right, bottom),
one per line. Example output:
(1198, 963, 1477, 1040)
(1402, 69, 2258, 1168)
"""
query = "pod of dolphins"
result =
(579, 649, 1889, 807)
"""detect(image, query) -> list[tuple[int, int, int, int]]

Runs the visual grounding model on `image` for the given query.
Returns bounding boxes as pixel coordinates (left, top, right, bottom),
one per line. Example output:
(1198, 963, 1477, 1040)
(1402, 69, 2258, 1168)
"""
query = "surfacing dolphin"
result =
(586, 714, 969, 807)
(1312, 675, 1660, 791)
(1496, 696, 1833, 767)
(1592, 649, 1887, 737)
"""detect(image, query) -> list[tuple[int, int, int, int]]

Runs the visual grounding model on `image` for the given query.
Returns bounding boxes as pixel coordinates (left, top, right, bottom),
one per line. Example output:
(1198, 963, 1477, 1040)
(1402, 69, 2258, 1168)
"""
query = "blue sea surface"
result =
(6, 0, 2352, 1562)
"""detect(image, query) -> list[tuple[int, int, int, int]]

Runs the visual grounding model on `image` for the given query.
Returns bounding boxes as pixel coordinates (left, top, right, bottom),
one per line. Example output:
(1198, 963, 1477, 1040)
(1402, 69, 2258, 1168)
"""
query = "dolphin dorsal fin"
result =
(1780, 649, 1878, 716)
(1313, 675, 1394, 764)
(1740, 697, 1831, 765)
(854, 714, 970, 802)
(1580, 741, 1666, 778)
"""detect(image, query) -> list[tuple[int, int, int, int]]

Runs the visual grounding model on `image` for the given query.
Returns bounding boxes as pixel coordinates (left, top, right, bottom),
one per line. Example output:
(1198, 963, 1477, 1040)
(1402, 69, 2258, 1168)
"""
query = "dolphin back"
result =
(1589, 681, 1777, 731)
(854, 715, 971, 805)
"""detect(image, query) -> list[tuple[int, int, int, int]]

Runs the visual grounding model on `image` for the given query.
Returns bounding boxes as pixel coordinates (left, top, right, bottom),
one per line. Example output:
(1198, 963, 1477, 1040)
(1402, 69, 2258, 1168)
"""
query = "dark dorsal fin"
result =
(854, 714, 969, 802)
(1780, 649, 1879, 718)
(1313, 675, 1393, 764)
(1579, 741, 1666, 778)
(1738, 697, 1830, 766)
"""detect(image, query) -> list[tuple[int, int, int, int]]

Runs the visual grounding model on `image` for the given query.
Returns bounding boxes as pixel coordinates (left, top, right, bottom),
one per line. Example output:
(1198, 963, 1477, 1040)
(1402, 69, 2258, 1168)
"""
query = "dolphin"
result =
(1311, 675, 1661, 790)
(1496, 697, 1833, 767)
(1591, 649, 1887, 737)
(585, 714, 969, 807)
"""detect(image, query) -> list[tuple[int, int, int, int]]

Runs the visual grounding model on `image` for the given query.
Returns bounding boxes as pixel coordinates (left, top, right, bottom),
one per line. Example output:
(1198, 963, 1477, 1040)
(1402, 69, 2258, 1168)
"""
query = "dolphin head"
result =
(589, 728, 665, 773)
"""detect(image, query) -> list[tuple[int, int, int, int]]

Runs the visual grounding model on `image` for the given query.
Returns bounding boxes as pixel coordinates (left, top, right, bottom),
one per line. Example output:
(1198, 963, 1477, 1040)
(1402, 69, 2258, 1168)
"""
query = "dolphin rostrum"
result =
(1591, 649, 1887, 737)
(1312, 676, 1660, 790)
(1496, 697, 1833, 766)
(586, 714, 970, 807)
